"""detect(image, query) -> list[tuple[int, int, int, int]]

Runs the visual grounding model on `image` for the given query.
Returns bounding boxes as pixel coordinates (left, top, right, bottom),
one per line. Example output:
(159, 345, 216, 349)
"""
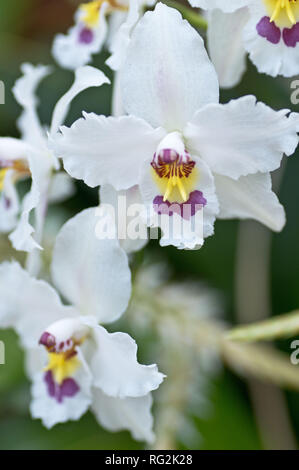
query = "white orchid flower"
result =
(0, 63, 109, 253)
(192, 0, 299, 86)
(0, 208, 164, 442)
(51, 4, 299, 250)
(52, 0, 153, 72)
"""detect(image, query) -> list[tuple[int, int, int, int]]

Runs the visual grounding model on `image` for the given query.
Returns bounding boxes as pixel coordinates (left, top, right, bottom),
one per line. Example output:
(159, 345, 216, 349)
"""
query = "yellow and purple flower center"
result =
(257, 0, 299, 46)
(0, 158, 30, 191)
(39, 332, 82, 403)
(78, 0, 128, 45)
(151, 148, 206, 220)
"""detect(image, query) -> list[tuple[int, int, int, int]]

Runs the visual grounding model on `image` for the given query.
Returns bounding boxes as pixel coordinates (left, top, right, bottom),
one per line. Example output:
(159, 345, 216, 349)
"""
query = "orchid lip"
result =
(151, 148, 196, 204)
(44, 370, 80, 403)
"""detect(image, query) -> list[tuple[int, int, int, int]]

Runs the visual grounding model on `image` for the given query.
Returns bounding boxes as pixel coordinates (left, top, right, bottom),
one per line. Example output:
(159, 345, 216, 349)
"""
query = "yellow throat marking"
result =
(44, 352, 80, 385)
(80, 0, 127, 27)
(264, 0, 299, 27)
(151, 164, 198, 205)
(0, 160, 30, 192)
(0, 169, 8, 191)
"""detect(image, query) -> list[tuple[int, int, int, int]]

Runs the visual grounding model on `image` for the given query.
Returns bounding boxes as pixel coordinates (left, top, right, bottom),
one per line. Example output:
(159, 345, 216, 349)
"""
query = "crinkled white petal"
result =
(87, 323, 164, 398)
(0, 170, 19, 233)
(9, 148, 53, 252)
(51, 113, 165, 190)
(214, 172, 286, 232)
(157, 212, 205, 250)
(52, 4, 109, 71)
(13, 63, 51, 148)
(185, 95, 299, 180)
(0, 261, 78, 348)
(92, 389, 155, 443)
(140, 155, 219, 249)
(243, 2, 299, 77)
(207, 8, 249, 88)
(51, 207, 132, 323)
(100, 184, 148, 253)
(188, 0, 251, 12)
(121, 3, 219, 131)
(30, 348, 92, 429)
(48, 171, 76, 204)
(50, 66, 110, 136)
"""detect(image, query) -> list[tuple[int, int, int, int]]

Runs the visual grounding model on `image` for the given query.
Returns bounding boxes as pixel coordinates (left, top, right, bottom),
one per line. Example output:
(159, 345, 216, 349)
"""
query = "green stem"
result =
(162, 1, 207, 30)
(226, 310, 299, 343)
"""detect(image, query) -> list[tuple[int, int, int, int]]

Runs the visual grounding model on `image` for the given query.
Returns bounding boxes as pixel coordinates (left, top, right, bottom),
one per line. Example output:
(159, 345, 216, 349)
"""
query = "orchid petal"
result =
(51, 208, 132, 323)
(188, 0, 251, 12)
(0, 171, 19, 232)
(215, 172, 286, 231)
(48, 172, 76, 204)
(185, 96, 299, 179)
(87, 323, 164, 398)
(0, 261, 78, 349)
(207, 8, 249, 88)
(13, 63, 51, 148)
(9, 148, 53, 252)
(50, 66, 110, 136)
(51, 112, 165, 190)
(121, 3, 219, 130)
(106, 0, 140, 71)
(92, 389, 155, 443)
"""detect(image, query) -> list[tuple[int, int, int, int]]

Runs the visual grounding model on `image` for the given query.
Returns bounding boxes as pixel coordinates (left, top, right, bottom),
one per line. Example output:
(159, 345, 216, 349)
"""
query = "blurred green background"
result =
(0, 0, 299, 450)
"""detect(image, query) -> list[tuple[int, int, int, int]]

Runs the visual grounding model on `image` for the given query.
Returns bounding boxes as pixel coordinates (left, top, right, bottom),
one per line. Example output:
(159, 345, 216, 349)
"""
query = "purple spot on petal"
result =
(44, 371, 79, 403)
(153, 190, 207, 221)
(256, 16, 281, 44)
(78, 27, 94, 45)
(59, 378, 80, 401)
(44, 370, 56, 398)
(4, 198, 11, 210)
(283, 22, 299, 47)
(39, 332, 55, 349)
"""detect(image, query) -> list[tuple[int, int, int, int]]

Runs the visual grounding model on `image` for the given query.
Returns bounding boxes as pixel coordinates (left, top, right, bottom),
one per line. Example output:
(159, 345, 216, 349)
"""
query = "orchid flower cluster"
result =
(0, 0, 299, 447)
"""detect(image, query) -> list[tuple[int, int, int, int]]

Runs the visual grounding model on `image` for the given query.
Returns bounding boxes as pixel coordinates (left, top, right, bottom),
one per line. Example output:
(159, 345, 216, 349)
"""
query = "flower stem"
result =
(162, 1, 207, 30)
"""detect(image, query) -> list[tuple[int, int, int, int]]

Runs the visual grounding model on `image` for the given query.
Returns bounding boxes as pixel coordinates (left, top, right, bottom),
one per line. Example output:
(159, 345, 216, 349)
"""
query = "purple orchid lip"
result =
(44, 370, 79, 404)
(283, 22, 299, 47)
(256, 16, 281, 44)
(78, 27, 94, 45)
(153, 190, 207, 221)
